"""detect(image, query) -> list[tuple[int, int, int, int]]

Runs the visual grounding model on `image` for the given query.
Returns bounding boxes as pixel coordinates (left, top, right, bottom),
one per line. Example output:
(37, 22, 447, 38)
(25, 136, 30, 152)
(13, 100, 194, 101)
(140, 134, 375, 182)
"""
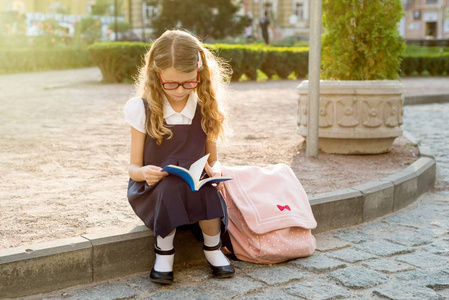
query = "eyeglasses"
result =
(158, 73, 200, 90)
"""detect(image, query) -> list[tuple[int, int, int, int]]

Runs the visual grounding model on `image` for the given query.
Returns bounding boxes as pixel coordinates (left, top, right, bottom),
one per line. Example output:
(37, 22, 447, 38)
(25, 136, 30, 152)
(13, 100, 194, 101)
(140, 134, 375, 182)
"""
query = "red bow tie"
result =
(277, 205, 291, 212)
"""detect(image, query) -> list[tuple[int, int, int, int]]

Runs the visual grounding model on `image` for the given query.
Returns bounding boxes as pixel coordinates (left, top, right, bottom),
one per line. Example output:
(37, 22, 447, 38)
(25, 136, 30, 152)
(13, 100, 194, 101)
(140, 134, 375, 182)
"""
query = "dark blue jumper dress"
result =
(127, 101, 228, 238)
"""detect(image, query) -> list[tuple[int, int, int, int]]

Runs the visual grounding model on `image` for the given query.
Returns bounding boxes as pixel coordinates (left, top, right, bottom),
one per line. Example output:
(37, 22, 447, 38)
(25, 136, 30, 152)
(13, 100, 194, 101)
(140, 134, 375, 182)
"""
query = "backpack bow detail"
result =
(277, 205, 291, 212)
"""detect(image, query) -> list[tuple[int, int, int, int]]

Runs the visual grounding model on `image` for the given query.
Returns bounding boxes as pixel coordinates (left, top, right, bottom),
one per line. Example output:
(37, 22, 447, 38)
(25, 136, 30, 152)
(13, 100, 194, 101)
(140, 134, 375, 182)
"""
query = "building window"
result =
(295, 3, 304, 20)
(7, 0, 26, 13)
(413, 10, 421, 20)
(426, 0, 438, 4)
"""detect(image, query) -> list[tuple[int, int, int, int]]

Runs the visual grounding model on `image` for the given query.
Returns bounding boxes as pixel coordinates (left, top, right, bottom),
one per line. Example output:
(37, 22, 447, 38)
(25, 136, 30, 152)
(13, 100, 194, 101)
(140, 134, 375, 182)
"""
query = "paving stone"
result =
(175, 263, 211, 284)
(356, 222, 395, 236)
(246, 266, 304, 285)
(125, 274, 160, 293)
(436, 288, 449, 299)
(241, 290, 298, 300)
(329, 266, 387, 289)
(326, 247, 377, 263)
(283, 281, 351, 300)
(354, 240, 413, 257)
(149, 286, 212, 300)
(289, 254, 346, 273)
(64, 282, 139, 300)
(231, 259, 265, 271)
(315, 233, 351, 252)
(386, 229, 435, 247)
(203, 275, 264, 299)
(372, 282, 443, 300)
(395, 251, 449, 269)
(422, 240, 449, 256)
(333, 229, 373, 244)
(394, 269, 449, 291)
(362, 259, 415, 274)
(382, 213, 428, 229)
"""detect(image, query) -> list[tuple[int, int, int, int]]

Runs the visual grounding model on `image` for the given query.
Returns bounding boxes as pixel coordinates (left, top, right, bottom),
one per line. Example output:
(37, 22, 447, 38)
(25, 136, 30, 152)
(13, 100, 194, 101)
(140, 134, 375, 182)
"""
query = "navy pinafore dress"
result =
(127, 100, 228, 238)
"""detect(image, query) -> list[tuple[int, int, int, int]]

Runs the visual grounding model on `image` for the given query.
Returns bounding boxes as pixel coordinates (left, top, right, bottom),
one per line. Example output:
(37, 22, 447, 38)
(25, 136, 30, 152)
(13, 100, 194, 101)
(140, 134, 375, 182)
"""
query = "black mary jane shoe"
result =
(149, 246, 175, 284)
(203, 242, 235, 279)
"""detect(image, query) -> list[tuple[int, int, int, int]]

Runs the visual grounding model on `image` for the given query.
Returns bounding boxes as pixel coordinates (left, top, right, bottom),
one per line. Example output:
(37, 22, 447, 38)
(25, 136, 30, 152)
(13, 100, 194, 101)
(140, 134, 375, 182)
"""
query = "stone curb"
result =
(0, 117, 438, 299)
(403, 93, 449, 105)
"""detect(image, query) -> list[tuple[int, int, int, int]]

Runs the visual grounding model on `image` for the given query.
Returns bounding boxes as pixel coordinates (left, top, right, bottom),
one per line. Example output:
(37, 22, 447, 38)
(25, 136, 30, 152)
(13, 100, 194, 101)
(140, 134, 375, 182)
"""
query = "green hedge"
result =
(0, 48, 93, 74)
(400, 53, 449, 76)
(209, 44, 267, 81)
(87, 42, 310, 83)
(87, 42, 149, 83)
(2, 43, 448, 80)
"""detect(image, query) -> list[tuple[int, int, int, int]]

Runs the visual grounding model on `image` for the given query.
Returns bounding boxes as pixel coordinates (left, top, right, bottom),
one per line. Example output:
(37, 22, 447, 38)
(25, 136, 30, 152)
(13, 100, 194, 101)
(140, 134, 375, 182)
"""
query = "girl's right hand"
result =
(141, 165, 168, 186)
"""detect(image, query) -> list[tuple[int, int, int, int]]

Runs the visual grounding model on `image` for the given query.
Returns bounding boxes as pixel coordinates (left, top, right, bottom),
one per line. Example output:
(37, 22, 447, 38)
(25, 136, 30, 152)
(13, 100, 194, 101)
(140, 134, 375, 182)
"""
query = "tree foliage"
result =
(91, 0, 124, 16)
(151, 0, 247, 40)
(321, 0, 406, 80)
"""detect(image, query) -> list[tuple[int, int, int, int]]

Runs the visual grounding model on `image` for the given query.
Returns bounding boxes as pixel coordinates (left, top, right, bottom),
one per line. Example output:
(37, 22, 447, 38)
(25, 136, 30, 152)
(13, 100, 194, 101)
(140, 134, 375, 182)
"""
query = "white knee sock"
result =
(154, 230, 175, 272)
(203, 232, 230, 267)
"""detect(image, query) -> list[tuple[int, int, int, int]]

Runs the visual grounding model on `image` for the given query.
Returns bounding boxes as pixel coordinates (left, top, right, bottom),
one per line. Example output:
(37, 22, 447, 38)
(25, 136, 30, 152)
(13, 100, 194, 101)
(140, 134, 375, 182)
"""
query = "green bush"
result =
(260, 47, 308, 79)
(0, 48, 93, 74)
(321, 0, 406, 80)
(88, 42, 307, 83)
(209, 44, 267, 81)
(404, 46, 449, 54)
(87, 42, 149, 83)
(401, 53, 449, 76)
(87, 42, 448, 83)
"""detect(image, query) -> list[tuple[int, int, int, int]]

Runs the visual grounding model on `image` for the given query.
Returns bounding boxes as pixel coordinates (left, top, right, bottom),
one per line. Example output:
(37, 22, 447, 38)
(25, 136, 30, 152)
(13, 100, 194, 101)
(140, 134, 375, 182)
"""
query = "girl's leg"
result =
(154, 229, 176, 272)
(198, 218, 231, 267)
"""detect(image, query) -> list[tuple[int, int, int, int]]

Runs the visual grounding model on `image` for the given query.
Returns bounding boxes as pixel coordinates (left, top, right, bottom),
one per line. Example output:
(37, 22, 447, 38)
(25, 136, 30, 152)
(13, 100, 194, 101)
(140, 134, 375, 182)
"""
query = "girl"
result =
(124, 29, 234, 284)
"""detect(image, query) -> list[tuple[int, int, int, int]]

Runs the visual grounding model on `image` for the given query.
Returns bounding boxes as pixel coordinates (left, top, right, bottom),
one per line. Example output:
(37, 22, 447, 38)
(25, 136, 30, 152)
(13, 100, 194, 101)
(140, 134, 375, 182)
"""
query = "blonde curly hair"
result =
(135, 29, 230, 145)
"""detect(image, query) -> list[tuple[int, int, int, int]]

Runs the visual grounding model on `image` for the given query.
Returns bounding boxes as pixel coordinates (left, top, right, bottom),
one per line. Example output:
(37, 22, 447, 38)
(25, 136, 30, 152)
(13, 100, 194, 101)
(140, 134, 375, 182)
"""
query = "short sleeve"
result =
(124, 97, 146, 133)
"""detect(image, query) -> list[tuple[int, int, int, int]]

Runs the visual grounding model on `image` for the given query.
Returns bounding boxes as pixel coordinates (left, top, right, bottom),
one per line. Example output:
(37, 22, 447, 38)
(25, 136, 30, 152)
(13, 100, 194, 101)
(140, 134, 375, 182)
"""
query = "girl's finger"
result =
(216, 182, 224, 190)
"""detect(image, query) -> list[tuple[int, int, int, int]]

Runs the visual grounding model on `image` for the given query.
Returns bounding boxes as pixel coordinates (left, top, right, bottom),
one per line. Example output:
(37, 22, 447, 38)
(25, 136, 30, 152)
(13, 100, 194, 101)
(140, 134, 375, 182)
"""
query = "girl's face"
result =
(159, 67, 199, 105)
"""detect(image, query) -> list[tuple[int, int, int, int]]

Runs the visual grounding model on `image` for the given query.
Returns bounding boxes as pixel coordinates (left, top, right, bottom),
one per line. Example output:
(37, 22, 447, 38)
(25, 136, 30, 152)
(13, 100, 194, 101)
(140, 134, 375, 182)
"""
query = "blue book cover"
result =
(161, 154, 232, 192)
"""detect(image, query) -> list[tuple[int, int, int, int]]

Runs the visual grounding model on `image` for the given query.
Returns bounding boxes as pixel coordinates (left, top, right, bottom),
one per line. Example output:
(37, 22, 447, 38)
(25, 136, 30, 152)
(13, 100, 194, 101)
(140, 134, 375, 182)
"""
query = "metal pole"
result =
(114, 0, 118, 41)
(141, 1, 146, 43)
(306, 0, 322, 157)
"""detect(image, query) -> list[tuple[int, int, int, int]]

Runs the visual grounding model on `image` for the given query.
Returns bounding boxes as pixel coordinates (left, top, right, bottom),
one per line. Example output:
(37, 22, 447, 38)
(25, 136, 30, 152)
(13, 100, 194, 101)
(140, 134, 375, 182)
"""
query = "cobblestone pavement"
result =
(17, 71, 449, 300)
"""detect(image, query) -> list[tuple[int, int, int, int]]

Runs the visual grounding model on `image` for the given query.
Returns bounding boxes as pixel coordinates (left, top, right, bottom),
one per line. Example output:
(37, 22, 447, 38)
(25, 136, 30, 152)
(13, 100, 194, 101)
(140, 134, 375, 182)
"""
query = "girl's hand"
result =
(205, 161, 224, 191)
(141, 165, 168, 186)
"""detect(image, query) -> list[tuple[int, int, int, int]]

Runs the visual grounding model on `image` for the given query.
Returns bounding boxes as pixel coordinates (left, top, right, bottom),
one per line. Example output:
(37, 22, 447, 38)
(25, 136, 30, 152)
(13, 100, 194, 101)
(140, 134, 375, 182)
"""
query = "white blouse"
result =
(124, 93, 198, 133)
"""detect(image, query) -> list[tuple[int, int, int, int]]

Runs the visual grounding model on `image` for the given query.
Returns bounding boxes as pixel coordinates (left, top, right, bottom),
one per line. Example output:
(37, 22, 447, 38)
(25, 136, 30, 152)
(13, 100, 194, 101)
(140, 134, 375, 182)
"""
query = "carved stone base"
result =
(297, 80, 404, 154)
(316, 137, 396, 154)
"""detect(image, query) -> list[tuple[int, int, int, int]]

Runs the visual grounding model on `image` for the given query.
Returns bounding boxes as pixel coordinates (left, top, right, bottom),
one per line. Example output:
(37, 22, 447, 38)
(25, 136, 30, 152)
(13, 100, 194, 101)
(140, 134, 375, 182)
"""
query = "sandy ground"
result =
(0, 68, 419, 249)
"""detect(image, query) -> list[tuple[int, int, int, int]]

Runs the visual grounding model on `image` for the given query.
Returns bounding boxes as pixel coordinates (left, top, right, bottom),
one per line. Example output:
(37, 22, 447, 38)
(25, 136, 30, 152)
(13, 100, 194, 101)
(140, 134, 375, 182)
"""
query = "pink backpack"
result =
(221, 164, 317, 264)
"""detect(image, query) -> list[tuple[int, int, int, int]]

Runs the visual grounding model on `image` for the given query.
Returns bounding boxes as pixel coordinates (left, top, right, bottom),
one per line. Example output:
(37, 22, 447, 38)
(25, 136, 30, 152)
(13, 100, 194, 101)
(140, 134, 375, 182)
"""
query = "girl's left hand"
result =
(205, 161, 224, 191)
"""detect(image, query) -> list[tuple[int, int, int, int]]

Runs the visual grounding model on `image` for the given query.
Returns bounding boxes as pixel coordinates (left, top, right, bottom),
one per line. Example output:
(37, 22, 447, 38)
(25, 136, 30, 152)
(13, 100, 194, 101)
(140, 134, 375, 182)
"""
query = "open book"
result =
(161, 154, 232, 192)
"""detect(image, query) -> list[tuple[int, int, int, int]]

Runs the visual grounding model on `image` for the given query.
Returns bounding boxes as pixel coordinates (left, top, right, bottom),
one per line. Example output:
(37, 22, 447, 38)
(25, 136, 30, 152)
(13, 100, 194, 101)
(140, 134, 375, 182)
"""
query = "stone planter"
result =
(297, 80, 404, 154)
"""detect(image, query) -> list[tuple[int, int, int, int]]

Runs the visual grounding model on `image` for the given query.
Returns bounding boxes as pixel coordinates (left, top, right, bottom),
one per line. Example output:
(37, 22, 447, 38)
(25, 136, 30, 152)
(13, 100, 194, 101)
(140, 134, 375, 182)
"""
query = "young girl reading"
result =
(124, 29, 234, 284)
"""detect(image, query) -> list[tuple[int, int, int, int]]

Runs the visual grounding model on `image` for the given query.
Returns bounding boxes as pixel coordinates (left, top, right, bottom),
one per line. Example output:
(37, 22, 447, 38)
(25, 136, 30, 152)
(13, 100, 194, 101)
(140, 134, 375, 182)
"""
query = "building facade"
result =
(2, 0, 447, 43)
(241, 0, 310, 40)
(0, 0, 126, 39)
(402, 0, 449, 40)
(125, 0, 311, 42)
(0, 0, 93, 15)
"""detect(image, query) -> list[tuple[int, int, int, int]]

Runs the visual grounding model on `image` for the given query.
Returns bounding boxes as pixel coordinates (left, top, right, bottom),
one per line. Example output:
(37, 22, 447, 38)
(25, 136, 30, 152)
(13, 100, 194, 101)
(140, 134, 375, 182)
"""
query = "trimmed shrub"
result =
(86, 42, 448, 83)
(401, 53, 449, 76)
(321, 0, 406, 80)
(87, 42, 149, 83)
(0, 48, 93, 74)
(209, 44, 266, 81)
(260, 47, 308, 79)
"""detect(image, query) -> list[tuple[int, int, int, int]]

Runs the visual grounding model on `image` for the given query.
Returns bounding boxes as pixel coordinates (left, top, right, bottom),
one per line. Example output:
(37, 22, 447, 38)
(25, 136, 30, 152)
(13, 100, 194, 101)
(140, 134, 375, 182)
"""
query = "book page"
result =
(188, 153, 210, 183)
